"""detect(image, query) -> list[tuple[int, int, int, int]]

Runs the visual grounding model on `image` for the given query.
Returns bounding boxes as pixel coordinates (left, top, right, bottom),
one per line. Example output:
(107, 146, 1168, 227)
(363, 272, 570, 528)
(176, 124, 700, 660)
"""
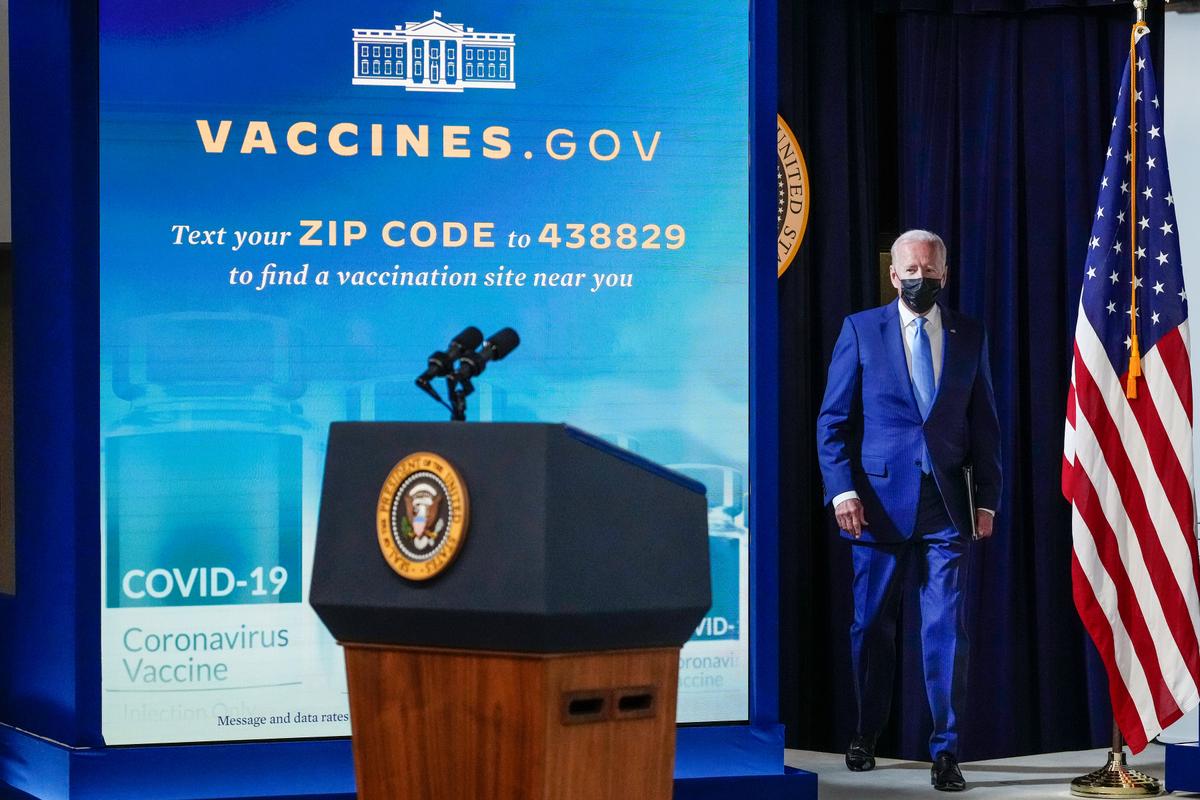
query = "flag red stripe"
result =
(1072, 553, 1150, 753)
(1148, 329, 1200, 633)
(1064, 380, 1078, 501)
(1126, 361, 1200, 583)
(1126, 348, 1200, 672)
(1156, 327, 1194, 421)
(1074, 347, 1200, 688)
(1071, 465, 1184, 724)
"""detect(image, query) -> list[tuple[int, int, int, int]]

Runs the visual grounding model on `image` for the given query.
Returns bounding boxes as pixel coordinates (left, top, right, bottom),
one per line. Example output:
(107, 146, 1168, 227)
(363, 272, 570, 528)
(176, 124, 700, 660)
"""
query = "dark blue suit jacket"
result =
(816, 301, 1002, 542)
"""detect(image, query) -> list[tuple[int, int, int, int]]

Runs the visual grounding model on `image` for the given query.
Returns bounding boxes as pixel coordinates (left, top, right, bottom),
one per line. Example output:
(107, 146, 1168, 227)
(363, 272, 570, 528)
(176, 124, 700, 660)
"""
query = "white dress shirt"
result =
(832, 300, 993, 517)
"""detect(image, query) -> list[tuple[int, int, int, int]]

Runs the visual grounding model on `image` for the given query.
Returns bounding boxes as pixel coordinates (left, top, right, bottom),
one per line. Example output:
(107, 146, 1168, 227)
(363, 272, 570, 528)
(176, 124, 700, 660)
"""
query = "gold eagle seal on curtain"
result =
(376, 452, 469, 581)
(777, 114, 810, 277)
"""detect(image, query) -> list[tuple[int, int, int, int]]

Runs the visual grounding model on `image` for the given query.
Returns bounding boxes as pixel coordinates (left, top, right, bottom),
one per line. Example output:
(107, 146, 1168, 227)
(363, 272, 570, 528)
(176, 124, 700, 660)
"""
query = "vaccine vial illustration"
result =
(104, 313, 305, 608)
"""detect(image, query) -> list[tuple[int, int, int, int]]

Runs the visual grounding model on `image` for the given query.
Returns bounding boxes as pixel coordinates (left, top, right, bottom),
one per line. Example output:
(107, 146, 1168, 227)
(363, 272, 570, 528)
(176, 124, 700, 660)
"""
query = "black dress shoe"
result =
(845, 735, 876, 772)
(931, 752, 966, 792)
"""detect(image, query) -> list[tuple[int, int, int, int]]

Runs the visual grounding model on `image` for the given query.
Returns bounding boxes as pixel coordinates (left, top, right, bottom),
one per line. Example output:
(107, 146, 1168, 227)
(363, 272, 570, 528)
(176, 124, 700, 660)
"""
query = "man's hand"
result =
(835, 498, 868, 539)
(975, 510, 994, 539)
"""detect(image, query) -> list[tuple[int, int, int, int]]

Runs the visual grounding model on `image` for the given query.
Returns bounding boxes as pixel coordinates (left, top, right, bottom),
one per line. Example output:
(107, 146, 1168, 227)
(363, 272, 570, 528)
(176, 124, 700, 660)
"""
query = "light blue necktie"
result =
(911, 316, 936, 473)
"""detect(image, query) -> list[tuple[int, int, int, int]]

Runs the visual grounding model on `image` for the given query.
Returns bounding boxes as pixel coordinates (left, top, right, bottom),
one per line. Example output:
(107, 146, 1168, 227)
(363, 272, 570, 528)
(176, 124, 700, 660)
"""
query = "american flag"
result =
(1062, 26, 1200, 753)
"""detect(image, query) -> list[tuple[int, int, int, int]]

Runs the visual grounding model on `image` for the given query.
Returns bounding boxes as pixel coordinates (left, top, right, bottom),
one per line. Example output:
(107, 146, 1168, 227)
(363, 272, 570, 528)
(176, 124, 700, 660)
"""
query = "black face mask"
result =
(899, 277, 942, 314)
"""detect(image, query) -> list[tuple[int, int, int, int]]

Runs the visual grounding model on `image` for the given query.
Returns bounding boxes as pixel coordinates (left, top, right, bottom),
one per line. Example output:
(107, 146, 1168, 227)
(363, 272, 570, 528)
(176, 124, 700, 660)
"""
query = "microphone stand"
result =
(446, 375, 472, 422)
(416, 368, 472, 422)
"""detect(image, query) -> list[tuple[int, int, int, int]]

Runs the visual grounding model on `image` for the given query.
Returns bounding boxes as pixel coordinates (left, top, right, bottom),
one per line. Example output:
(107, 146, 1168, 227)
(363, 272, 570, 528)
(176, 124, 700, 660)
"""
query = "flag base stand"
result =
(1070, 724, 1162, 797)
(1070, 752, 1162, 797)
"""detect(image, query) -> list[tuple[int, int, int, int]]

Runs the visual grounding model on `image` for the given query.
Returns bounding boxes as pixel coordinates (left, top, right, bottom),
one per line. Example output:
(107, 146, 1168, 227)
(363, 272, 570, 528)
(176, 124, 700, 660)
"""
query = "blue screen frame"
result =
(0, 0, 787, 792)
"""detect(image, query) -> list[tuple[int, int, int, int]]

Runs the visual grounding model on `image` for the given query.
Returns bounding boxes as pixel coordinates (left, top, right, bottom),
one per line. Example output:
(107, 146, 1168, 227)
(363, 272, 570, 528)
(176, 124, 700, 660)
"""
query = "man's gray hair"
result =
(890, 229, 947, 268)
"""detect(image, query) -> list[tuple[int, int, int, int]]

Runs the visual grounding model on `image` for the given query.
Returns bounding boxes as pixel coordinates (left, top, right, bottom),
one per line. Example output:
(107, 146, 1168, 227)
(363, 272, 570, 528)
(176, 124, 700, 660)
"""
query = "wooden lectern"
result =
(310, 423, 711, 800)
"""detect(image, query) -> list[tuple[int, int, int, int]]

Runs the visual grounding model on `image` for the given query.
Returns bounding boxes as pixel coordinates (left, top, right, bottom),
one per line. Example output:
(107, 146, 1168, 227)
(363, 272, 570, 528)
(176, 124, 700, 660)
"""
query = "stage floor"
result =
(786, 743, 1192, 798)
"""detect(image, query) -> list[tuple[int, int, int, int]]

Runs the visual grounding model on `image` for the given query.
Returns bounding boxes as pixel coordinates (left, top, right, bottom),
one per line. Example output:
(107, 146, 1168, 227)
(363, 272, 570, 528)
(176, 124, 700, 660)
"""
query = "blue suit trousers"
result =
(849, 475, 970, 759)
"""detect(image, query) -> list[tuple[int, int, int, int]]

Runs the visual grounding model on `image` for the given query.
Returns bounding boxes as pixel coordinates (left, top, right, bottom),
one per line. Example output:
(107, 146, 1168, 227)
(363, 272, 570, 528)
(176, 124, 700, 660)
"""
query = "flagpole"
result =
(1125, 0, 1145, 398)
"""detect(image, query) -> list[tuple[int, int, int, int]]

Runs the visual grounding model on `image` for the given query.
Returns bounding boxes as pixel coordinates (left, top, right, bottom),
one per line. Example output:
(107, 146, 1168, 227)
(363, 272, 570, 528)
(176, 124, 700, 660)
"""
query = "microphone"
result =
(417, 326, 484, 386)
(455, 328, 520, 381)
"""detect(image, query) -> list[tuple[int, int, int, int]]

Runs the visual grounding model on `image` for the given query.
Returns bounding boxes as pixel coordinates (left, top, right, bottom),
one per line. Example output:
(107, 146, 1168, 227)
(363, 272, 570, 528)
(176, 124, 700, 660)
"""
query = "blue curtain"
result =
(779, 0, 1166, 761)
(778, 0, 882, 754)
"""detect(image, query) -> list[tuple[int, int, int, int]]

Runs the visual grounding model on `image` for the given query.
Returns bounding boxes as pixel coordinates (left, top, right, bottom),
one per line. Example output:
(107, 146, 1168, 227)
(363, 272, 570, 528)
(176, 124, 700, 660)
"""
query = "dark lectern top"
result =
(309, 422, 712, 653)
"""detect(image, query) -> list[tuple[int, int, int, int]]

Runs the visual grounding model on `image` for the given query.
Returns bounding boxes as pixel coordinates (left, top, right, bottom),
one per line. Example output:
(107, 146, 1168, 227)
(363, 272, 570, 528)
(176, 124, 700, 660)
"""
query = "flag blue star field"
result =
(1062, 25, 1200, 754)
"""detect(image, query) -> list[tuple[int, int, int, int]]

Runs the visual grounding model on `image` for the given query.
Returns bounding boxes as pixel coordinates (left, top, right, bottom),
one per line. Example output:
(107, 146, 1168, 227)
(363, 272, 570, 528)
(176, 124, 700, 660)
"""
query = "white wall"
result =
(1158, 9, 1200, 745)
(1168, 11, 1200, 545)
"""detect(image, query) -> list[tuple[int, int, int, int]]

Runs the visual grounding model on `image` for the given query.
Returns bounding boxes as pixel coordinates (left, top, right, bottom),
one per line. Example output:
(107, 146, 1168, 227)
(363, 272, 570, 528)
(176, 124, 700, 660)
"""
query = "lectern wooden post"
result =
(310, 423, 711, 800)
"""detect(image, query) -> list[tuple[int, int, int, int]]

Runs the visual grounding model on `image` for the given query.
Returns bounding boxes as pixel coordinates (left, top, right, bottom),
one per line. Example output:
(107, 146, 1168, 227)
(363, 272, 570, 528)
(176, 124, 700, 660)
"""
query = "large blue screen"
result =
(100, 1, 750, 744)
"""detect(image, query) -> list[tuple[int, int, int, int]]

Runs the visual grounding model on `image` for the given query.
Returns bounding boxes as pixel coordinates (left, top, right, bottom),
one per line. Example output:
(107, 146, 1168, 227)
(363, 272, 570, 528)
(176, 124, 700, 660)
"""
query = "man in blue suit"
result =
(816, 230, 1001, 792)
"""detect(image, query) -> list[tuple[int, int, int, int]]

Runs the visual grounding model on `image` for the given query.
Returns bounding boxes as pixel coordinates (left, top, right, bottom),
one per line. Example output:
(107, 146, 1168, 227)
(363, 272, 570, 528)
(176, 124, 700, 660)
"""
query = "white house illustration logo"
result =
(352, 10, 515, 92)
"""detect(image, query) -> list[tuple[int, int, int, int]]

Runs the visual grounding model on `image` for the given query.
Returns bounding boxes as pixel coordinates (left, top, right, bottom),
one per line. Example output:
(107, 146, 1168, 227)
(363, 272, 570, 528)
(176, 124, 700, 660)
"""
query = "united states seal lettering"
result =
(376, 452, 469, 581)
